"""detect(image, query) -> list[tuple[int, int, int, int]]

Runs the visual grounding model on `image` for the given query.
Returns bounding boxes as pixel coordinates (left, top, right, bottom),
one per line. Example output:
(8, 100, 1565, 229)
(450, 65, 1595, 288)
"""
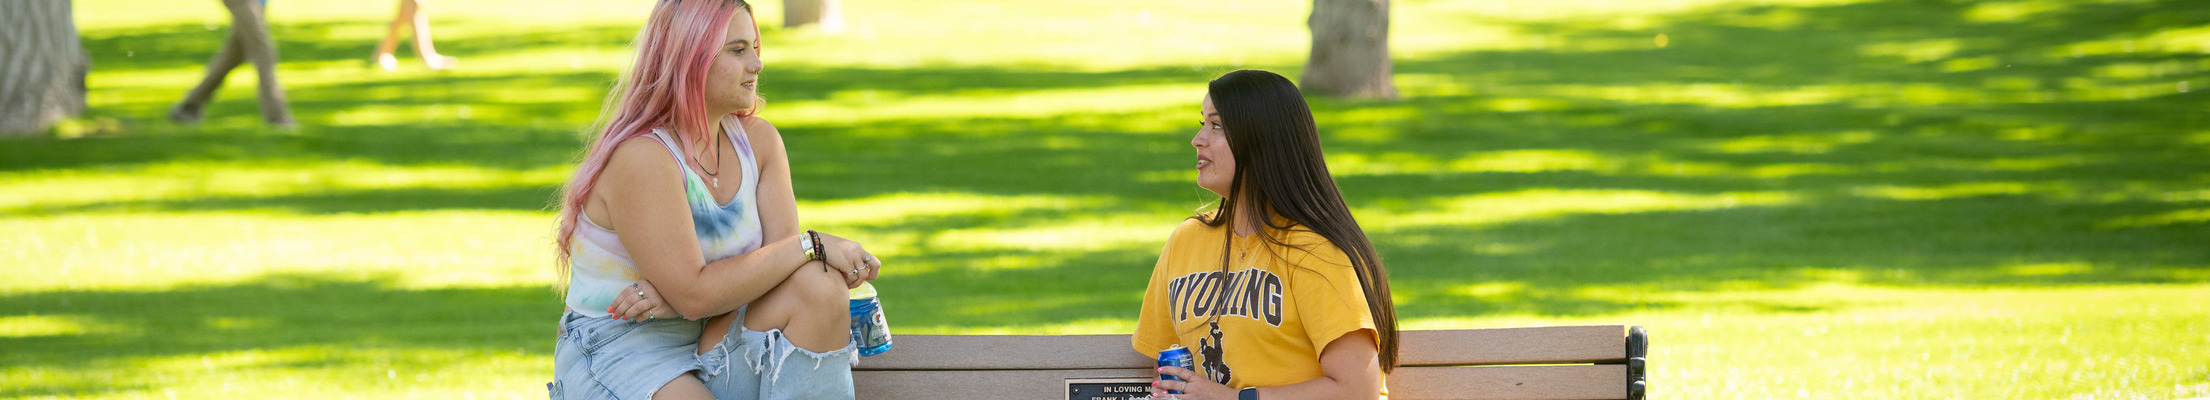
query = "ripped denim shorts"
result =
(694, 305, 857, 400)
(549, 311, 705, 400)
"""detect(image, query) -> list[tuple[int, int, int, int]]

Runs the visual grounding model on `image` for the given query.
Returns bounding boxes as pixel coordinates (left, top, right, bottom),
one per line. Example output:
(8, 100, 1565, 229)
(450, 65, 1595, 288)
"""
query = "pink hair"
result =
(555, 0, 758, 289)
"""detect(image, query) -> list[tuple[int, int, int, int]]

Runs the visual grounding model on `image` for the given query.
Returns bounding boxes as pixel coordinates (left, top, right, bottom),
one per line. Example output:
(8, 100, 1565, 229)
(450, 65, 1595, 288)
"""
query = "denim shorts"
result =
(550, 311, 705, 400)
(695, 305, 856, 400)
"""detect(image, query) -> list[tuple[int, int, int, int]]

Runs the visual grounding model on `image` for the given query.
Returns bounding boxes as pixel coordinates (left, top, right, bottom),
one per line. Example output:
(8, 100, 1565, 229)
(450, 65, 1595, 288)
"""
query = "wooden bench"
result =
(852, 325, 1648, 400)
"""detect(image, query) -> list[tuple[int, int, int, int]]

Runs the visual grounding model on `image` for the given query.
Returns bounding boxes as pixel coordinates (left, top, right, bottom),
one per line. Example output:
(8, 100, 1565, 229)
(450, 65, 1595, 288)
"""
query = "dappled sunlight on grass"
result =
(1851, 179, 2207, 203)
(1331, 149, 1608, 175)
(796, 192, 1167, 260)
(0, 315, 112, 339)
(1704, 131, 1877, 154)
(2098, 208, 2210, 229)
(1, 211, 555, 292)
(1399, 284, 2210, 398)
(921, 215, 1165, 253)
(1446, 282, 1530, 301)
(800, 192, 1112, 226)
(1963, 0, 2072, 23)
(1324, 145, 1879, 179)
(1365, 189, 1800, 231)
(756, 1, 1311, 70)
(1415, 0, 1872, 23)
(0, 160, 565, 214)
(1665, 285, 2209, 399)
(0, 273, 559, 398)
(2064, 25, 2210, 58)
(9, 345, 551, 399)
(1858, 38, 1967, 63)
(1852, 181, 2070, 200)
(773, 84, 1200, 127)
(2002, 262, 2094, 276)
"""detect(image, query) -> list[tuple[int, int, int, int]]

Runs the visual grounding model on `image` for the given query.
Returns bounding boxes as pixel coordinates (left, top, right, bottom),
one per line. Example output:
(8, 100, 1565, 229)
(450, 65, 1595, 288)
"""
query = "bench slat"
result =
(856, 334, 1148, 371)
(1388, 364, 1627, 400)
(856, 325, 1629, 371)
(854, 368, 1154, 399)
(852, 365, 1626, 400)
(1398, 325, 1627, 366)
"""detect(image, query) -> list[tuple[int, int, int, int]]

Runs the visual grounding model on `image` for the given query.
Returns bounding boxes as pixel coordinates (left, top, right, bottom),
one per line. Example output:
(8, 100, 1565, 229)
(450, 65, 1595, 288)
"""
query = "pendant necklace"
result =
(1235, 232, 1252, 265)
(696, 137, 722, 189)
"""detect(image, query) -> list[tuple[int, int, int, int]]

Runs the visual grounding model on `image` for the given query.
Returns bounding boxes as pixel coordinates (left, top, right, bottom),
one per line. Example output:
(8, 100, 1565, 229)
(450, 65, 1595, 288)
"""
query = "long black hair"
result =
(1197, 69, 1398, 372)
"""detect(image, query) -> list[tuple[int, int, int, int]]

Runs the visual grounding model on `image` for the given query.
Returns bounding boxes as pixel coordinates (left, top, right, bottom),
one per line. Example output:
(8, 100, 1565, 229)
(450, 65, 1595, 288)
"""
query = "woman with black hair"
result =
(1135, 70, 1398, 400)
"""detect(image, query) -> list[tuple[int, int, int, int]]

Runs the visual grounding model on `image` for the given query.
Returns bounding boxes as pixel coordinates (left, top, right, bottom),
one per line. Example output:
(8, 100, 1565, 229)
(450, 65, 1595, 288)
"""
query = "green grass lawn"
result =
(5, 0, 2208, 398)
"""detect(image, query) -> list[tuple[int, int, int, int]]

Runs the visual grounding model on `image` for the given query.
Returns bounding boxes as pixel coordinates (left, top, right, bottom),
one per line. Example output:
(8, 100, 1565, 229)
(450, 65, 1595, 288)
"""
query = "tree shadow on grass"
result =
(0, 272, 552, 398)
(3, 185, 560, 215)
(79, 21, 643, 73)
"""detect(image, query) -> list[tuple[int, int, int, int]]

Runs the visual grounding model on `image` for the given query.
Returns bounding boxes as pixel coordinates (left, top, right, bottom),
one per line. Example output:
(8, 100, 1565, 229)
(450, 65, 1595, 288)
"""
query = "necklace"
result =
(694, 134, 722, 188)
(1234, 233, 1252, 264)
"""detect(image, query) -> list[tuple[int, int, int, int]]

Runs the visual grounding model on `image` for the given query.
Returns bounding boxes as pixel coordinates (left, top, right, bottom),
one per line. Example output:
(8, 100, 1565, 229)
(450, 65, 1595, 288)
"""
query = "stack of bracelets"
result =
(804, 229, 826, 269)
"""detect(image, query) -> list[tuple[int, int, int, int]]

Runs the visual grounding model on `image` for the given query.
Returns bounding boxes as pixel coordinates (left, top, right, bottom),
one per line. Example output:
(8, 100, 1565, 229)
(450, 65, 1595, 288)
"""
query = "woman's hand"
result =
(1151, 366, 1240, 400)
(813, 231, 882, 288)
(608, 280, 683, 322)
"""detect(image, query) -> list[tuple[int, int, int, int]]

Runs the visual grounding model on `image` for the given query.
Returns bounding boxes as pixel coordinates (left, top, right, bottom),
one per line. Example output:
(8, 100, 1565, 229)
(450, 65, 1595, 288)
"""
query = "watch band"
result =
(1240, 387, 1259, 400)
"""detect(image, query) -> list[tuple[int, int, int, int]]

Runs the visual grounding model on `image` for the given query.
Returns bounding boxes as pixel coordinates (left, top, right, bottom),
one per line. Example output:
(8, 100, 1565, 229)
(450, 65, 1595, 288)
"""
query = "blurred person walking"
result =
(170, 0, 294, 128)
(372, 0, 458, 71)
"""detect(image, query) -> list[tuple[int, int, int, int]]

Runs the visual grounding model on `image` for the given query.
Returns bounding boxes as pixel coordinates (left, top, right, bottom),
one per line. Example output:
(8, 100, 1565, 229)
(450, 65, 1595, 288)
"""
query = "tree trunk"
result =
(0, 0, 89, 135)
(1302, 0, 1396, 100)
(783, 0, 846, 33)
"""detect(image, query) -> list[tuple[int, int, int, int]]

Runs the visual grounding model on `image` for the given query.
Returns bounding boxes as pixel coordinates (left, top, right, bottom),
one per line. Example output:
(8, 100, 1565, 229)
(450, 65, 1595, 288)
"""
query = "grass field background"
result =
(4, 0, 2208, 398)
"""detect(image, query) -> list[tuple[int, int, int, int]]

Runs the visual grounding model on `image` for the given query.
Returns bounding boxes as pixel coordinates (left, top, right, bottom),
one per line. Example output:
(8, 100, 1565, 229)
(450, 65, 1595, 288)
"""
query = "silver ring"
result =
(645, 316, 655, 323)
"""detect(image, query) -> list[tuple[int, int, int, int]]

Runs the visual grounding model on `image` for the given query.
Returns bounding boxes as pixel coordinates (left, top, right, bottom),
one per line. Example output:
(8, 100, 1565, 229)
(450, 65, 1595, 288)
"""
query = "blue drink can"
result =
(848, 283, 892, 357)
(1157, 344, 1195, 394)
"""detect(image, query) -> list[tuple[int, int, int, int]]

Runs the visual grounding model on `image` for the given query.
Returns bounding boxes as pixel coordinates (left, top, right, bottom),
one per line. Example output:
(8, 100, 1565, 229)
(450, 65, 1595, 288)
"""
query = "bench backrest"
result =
(852, 325, 1648, 400)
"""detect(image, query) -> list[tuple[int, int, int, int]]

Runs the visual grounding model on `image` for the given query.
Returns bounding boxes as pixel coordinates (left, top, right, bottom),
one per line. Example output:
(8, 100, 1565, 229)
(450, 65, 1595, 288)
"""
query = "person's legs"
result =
(171, 25, 246, 123)
(741, 266, 853, 353)
(219, 0, 294, 127)
(406, 0, 457, 69)
(372, 0, 412, 71)
(696, 266, 857, 399)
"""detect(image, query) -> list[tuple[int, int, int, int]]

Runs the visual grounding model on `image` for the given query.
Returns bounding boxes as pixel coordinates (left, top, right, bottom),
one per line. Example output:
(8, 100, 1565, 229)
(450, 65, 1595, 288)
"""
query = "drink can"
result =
(848, 283, 892, 357)
(1157, 344, 1195, 394)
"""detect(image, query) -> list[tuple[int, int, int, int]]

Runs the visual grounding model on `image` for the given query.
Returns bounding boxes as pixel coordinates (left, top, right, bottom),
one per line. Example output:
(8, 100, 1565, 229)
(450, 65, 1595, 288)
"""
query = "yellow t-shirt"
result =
(1133, 215, 1387, 397)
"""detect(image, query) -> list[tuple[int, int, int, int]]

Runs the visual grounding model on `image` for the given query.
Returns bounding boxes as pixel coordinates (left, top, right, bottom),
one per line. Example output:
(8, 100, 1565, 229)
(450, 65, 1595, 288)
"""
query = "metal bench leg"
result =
(1627, 326, 1648, 400)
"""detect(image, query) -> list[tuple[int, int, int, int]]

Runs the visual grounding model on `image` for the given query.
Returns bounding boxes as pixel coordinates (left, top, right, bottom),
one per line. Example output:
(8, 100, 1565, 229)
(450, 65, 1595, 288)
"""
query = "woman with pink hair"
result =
(548, 1, 875, 399)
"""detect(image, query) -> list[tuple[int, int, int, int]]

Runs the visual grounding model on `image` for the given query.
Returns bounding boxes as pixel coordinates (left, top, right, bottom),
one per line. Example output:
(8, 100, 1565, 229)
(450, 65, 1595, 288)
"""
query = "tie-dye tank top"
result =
(564, 116, 764, 318)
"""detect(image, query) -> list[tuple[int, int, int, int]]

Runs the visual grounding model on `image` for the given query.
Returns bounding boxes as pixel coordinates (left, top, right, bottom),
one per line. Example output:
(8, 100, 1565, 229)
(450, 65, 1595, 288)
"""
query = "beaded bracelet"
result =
(806, 229, 826, 267)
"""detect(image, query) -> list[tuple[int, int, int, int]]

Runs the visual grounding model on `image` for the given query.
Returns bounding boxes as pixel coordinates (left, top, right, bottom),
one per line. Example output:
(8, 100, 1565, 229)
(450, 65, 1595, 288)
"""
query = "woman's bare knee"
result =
(795, 266, 851, 309)
(778, 267, 854, 351)
(743, 265, 850, 331)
